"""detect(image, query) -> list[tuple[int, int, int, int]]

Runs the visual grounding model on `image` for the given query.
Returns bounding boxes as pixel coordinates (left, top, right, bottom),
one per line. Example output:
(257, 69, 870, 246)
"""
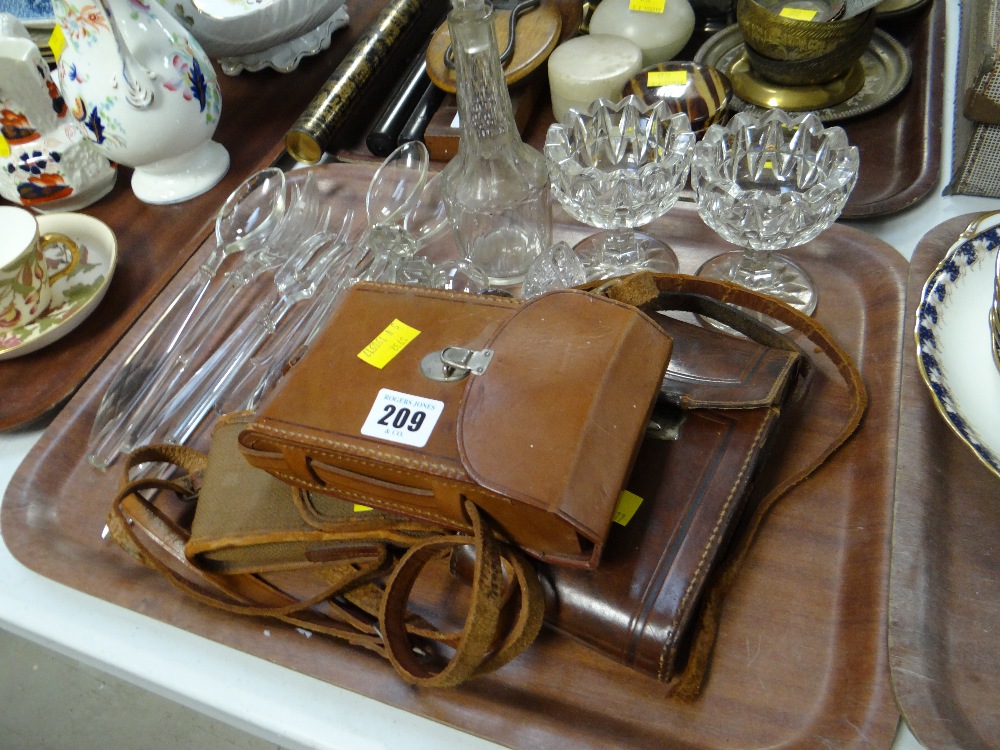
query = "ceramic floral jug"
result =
(53, 0, 229, 204)
(0, 13, 116, 212)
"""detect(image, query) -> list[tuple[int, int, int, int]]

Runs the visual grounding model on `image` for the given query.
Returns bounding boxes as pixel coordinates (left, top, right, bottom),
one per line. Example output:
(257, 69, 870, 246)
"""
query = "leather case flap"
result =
(654, 315, 800, 409)
(241, 282, 522, 469)
(459, 289, 673, 551)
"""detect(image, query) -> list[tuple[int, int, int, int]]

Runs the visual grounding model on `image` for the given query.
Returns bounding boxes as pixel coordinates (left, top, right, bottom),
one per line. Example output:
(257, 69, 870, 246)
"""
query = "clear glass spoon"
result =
(215, 154, 446, 415)
(86, 168, 287, 469)
(365, 140, 429, 228)
(217, 216, 364, 415)
(138, 225, 353, 448)
(101, 173, 330, 464)
(154, 172, 329, 374)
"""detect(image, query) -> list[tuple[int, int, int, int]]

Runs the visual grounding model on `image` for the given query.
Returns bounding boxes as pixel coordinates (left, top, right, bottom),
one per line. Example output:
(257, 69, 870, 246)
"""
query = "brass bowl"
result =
(728, 50, 865, 110)
(743, 9, 874, 85)
(736, 0, 872, 61)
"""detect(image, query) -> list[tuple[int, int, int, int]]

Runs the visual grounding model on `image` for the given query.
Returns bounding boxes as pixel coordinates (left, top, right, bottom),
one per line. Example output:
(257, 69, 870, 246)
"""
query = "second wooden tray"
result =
(890, 213, 1000, 749)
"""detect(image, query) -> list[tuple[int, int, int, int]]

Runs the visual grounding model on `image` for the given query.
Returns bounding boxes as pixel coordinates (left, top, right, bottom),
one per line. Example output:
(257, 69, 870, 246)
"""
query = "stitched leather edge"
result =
(656, 408, 776, 681)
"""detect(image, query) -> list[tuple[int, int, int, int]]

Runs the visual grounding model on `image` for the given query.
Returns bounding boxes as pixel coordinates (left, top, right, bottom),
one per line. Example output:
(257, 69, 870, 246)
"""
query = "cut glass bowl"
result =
(544, 96, 695, 280)
(693, 107, 859, 317)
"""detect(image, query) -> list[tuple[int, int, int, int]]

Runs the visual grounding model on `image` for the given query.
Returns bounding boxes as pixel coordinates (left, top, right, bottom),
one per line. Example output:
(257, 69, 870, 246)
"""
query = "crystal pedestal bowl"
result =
(545, 96, 695, 280)
(693, 108, 859, 318)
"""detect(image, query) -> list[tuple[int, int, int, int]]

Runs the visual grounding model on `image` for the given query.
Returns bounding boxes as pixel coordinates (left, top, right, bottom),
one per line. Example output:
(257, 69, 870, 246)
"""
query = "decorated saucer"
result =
(0, 212, 117, 361)
(915, 212, 1000, 478)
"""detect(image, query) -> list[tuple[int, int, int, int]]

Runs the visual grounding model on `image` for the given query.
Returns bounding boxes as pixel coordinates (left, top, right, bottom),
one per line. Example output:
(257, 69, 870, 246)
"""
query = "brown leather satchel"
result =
(536, 312, 800, 686)
(451, 274, 866, 697)
(237, 281, 674, 570)
(556, 274, 865, 697)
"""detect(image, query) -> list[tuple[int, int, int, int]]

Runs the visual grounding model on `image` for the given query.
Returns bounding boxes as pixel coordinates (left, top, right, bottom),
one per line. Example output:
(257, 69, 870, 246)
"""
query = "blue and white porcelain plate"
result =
(915, 212, 1000, 478)
(0, 0, 53, 26)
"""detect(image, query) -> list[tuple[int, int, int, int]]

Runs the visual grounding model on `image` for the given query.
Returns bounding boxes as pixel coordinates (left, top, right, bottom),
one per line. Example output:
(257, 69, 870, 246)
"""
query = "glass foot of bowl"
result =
(575, 231, 679, 281)
(697, 250, 817, 332)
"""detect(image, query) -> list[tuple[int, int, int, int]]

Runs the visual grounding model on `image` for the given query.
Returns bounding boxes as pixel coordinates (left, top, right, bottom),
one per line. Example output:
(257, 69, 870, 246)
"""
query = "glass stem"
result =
(734, 247, 777, 287)
(604, 226, 639, 265)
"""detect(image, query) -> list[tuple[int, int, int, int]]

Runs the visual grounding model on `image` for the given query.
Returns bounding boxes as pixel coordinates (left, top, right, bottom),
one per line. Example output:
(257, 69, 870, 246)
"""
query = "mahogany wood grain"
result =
(890, 213, 1000, 750)
(3, 163, 904, 750)
(842, 0, 945, 219)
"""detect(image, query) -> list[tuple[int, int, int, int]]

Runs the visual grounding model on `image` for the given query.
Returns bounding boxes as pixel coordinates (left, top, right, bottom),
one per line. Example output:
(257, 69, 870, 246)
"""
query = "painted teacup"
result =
(0, 205, 79, 329)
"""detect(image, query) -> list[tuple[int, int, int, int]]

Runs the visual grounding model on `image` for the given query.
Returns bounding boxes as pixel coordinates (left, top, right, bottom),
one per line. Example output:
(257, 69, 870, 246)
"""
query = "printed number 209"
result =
(376, 405, 425, 432)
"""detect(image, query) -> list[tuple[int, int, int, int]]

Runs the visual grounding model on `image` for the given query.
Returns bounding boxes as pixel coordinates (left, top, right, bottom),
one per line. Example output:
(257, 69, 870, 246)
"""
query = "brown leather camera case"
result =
(541, 313, 801, 682)
(238, 282, 673, 569)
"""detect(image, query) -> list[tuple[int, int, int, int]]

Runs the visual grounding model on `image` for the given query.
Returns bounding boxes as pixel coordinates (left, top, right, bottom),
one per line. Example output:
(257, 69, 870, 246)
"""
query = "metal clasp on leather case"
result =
(646, 399, 685, 441)
(420, 347, 494, 382)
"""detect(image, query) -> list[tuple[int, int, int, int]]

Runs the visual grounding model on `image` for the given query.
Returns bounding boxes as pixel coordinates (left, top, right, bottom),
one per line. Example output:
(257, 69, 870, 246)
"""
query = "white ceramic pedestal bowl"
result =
(171, 0, 350, 75)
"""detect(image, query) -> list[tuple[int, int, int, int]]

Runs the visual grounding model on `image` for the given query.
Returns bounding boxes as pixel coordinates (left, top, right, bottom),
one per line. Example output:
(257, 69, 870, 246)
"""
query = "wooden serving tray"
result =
(2, 162, 904, 749)
(840, 0, 944, 218)
(889, 213, 1000, 749)
(0, 0, 447, 431)
(336, 0, 945, 220)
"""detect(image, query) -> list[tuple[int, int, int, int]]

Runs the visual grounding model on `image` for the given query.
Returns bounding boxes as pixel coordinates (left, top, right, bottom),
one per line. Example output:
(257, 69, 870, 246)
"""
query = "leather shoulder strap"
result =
(590, 272, 867, 698)
(107, 444, 544, 687)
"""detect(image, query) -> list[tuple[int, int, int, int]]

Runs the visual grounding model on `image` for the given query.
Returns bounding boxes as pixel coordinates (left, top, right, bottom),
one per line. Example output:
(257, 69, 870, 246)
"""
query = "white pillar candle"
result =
(589, 0, 697, 67)
(547, 35, 644, 123)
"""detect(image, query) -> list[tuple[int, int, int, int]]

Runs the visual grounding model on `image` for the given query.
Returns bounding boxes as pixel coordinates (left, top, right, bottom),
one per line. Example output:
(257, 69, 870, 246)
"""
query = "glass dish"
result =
(692, 107, 859, 318)
(544, 96, 695, 280)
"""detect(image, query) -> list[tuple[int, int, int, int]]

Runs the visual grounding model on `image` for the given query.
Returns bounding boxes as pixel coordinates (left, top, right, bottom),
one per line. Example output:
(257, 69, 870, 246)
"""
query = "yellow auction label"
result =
(48, 25, 67, 63)
(354, 504, 373, 512)
(629, 0, 667, 13)
(612, 490, 644, 526)
(648, 70, 689, 88)
(0, 135, 9, 158)
(779, 7, 818, 20)
(358, 319, 420, 369)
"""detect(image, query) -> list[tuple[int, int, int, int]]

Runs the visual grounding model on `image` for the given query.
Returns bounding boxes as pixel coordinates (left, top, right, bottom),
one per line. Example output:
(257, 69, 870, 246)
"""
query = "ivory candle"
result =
(589, 0, 696, 67)
(547, 35, 644, 123)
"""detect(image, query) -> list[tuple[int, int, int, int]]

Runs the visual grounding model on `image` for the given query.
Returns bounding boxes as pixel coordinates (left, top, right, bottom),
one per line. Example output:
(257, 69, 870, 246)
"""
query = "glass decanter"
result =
(439, 0, 552, 287)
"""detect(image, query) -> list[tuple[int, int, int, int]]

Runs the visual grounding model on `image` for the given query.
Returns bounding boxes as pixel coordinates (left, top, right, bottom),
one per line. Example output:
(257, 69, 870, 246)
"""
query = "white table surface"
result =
(2, 2, 998, 747)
